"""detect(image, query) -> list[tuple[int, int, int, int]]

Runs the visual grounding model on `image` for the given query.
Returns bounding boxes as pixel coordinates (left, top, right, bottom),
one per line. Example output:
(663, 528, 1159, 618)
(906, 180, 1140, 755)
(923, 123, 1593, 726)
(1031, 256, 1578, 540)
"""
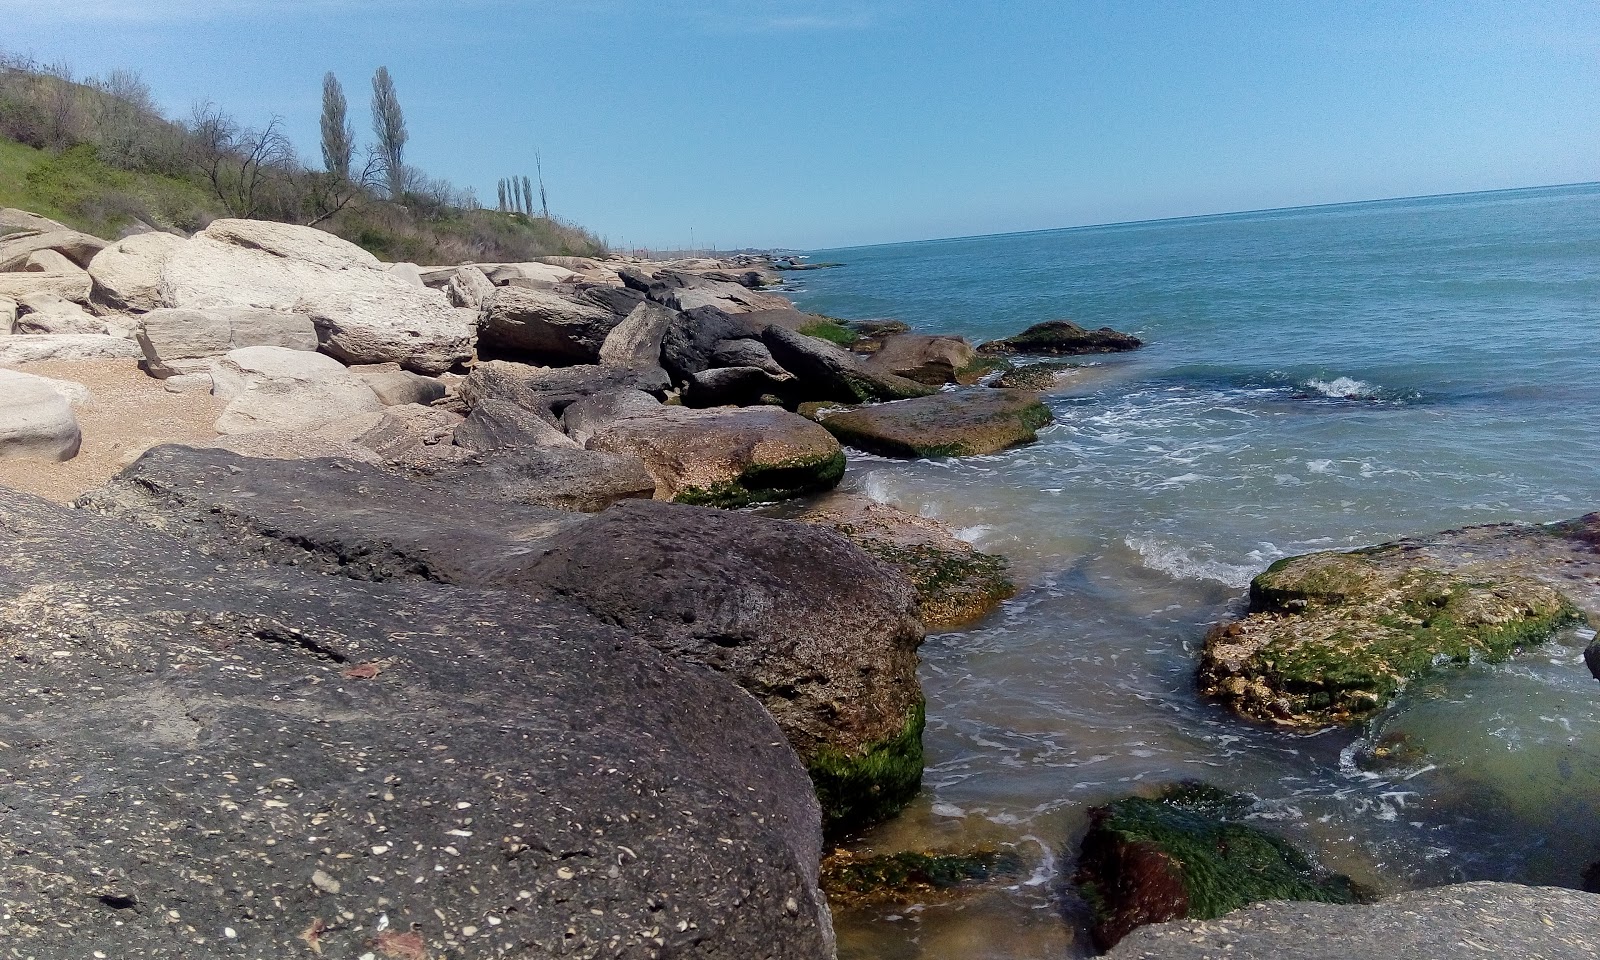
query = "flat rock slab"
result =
(0, 333, 141, 364)
(416, 446, 657, 512)
(1106, 882, 1599, 960)
(1201, 515, 1600, 729)
(814, 389, 1052, 458)
(0, 487, 834, 958)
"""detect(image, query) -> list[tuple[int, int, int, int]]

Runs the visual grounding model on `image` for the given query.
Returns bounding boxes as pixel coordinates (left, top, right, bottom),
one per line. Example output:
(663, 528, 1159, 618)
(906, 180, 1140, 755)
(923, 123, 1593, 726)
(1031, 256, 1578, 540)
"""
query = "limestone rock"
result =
(12, 297, 106, 335)
(587, 404, 846, 507)
(1199, 518, 1599, 729)
(813, 389, 1052, 458)
(387, 261, 425, 287)
(209, 345, 351, 400)
(214, 377, 385, 436)
(598, 300, 677, 369)
(458, 360, 670, 421)
(979, 319, 1143, 356)
(0, 368, 83, 461)
(478, 286, 622, 364)
(761, 325, 936, 404)
(444, 264, 494, 309)
(347, 363, 448, 406)
(3, 484, 834, 959)
(415, 446, 658, 512)
(0, 296, 16, 332)
(158, 219, 472, 374)
(453, 398, 579, 452)
(0, 208, 71, 235)
(559, 389, 668, 445)
(0, 228, 107, 271)
(865, 334, 980, 385)
(135, 308, 229, 378)
(22, 249, 78, 273)
(0, 334, 140, 364)
(87, 231, 186, 311)
(0, 270, 92, 305)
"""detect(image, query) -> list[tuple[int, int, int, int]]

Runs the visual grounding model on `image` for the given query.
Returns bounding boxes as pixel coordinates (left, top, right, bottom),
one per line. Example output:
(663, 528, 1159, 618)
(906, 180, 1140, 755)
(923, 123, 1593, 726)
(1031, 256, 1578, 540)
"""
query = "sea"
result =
(786, 183, 1600, 959)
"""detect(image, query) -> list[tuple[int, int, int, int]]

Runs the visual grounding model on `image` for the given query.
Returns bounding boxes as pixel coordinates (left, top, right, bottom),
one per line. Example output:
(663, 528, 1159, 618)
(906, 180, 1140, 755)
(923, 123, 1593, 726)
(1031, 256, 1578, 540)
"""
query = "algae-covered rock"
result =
(991, 360, 1083, 391)
(821, 847, 1027, 907)
(979, 319, 1142, 356)
(813, 389, 1052, 458)
(796, 494, 1016, 630)
(1075, 783, 1360, 951)
(1201, 540, 1585, 729)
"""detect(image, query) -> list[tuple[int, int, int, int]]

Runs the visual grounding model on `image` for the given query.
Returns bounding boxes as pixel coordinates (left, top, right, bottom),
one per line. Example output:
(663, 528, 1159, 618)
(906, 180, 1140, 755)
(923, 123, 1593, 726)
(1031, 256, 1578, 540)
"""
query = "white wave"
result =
(1304, 376, 1378, 399)
(1306, 459, 1336, 474)
(1124, 533, 1261, 587)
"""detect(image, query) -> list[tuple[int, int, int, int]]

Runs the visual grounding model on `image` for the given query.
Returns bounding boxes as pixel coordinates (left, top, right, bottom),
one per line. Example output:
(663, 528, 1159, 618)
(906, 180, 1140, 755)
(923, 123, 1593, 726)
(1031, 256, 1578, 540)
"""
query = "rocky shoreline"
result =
(3, 210, 1598, 957)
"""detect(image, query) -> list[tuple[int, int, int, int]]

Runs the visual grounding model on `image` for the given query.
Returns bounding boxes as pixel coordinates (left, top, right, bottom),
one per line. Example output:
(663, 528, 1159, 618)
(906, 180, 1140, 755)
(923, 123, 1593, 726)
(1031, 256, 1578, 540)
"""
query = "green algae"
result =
(853, 540, 1015, 630)
(821, 848, 1027, 906)
(808, 699, 925, 839)
(673, 449, 846, 509)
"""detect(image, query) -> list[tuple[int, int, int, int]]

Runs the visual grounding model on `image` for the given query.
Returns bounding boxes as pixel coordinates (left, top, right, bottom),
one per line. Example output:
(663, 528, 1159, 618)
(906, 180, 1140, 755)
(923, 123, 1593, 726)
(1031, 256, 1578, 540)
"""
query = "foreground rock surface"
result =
(812, 389, 1052, 458)
(1105, 882, 1598, 960)
(1076, 783, 1359, 951)
(1201, 516, 1599, 729)
(0, 487, 836, 958)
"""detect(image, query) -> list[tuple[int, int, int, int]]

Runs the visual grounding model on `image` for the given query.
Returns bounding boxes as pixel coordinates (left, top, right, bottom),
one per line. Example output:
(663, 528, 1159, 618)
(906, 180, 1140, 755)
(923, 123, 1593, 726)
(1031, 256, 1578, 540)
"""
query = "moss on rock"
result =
(1203, 549, 1584, 729)
(1074, 783, 1360, 950)
(855, 540, 1015, 630)
(816, 389, 1053, 459)
(808, 699, 925, 839)
(821, 847, 1027, 907)
(673, 448, 847, 509)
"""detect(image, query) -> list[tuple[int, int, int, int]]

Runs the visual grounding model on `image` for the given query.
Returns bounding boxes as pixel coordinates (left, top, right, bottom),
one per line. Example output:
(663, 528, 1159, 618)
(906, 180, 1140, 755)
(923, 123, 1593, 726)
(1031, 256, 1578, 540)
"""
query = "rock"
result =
(1587, 640, 1600, 681)
(598, 301, 677, 369)
(683, 366, 795, 407)
(453, 399, 579, 452)
(1, 485, 835, 959)
(162, 372, 213, 394)
(1103, 882, 1598, 960)
(414, 446, 657, 512)
(744, 307, 831, 333)
(709, 336, 790, 375)
(136, 307, 318, 379)
(12, 297, 106, 335)
(587, 404, 846, 507)
(761, 326, 936, 404)
(489, 500, 926, 835)
(387, 261, 425, 287)
(0, 368, 83, 461)
(979, 319, 1142, 356)
(483, 261, 581, 286)
(558, 389, 668, 445)
(864, 334, 979, 385)
(820, 849, 1027, 907)
(208, 344, 351, 400)
(796, 495, 1015, 630)
(459, 360, 670, 421)
(159, 219, 472, 374)
(0, 208, 71, 235)
(812, 389, 1052, 458)
(22, 248, 78, 273)
(1076, 783, 1360, 951)
(1199, 519, 1597, 729)
(847, 318, 911, 340)
(0, 270, 92, 305)
(0, 228, 107, 271)
(658, 274, 793, 314)
(477, 286, 623, 364)
(0, 296, 14, 332)
(347, 363, 447, 406)
(661, 305, 765, 381)
(214, 377, 385, 436)
(444, 264, 495, 309)
(0, 334, 140, 364)
(309, 406, 464, 463)
(991, 360, 1081, 390)
(86, 231, 185, 311)
(219, 306, 319, 351)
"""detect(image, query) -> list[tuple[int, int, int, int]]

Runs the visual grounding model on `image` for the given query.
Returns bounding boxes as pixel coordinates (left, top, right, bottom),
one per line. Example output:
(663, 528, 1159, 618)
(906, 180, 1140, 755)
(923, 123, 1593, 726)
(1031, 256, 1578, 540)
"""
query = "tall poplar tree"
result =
(319, 72, 353, 180)
(370, 66, 408, 199)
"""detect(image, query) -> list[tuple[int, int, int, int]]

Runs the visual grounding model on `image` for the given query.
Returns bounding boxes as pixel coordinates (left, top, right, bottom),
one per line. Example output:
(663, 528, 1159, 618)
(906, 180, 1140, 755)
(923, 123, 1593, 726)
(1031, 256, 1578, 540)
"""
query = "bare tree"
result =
(303, 144, 381, 227)
(87, 68, 158, 169)
(370, 66, 408, 200)
(320, 71, 353, 180)
(189, 102, 295, 220)
(42, 60, 81, 148)
(535, 153, 549, 218)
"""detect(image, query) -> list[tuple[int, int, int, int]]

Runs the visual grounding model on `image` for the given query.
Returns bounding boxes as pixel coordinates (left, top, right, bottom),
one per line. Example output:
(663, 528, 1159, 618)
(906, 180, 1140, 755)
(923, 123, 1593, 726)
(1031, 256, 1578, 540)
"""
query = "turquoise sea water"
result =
(789, 184, 1600, 958)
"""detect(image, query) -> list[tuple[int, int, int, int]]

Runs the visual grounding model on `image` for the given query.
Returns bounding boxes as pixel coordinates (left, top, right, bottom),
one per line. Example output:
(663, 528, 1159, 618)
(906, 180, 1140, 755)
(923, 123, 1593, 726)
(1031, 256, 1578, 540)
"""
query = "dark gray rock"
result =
(452, 398, 578, 452)
(415, 446, 657, 512)
(761, 325, 936, 404)
(558, 389, 666, 445)
(477, 286, 623, 364)
(598, 300, 677, 369)
(0, 487, 836, 959)
(710, 337, 790, 376)
(458, 360, 670, 420)
(1105, 882, 1598, 960)
(979, 319, 1143, 356)
(661, 305, 764, 382)
(683, 366, 794, 408)
(1586, 639, 1600, 681)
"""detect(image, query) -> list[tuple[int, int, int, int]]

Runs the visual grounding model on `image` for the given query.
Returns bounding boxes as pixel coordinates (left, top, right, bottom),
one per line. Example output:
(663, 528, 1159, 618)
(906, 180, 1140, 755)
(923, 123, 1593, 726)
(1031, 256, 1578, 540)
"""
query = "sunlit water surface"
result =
(787, 185, 1600, 959)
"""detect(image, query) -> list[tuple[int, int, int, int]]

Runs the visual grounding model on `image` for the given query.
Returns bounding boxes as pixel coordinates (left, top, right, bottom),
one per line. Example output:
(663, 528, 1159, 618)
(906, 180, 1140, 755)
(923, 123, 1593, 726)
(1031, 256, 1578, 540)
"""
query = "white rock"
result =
(0, 334, 140, 364)
(388, 262, 425, 287)
(137, 306, 318, 379)
(13, 296, 107, 335)
(0, 229, 107, 271)
(159, 219, 472, 374)
(445, 265, 495, 309)
(0, 209, 71, 235)
(0, 270, 92, 305)
(164, 373, 214, 394)
(1, 297, 17, 334)
(209, 345, 350, 401)
(215, 377, 384, 436)
(0, 368, 83, 461)
(22, 249, 77, 273)
(87, 232, 185, 311)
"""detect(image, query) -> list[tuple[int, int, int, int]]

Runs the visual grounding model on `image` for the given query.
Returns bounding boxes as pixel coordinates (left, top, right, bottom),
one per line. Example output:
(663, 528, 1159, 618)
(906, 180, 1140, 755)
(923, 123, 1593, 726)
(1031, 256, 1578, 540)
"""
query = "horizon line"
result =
(808, 180, 1600, 254)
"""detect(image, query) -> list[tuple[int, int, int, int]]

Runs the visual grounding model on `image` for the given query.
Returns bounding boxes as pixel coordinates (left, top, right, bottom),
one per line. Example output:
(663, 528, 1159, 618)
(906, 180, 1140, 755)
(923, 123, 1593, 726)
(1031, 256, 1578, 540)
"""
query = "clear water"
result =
(789, 184, 1600, 959)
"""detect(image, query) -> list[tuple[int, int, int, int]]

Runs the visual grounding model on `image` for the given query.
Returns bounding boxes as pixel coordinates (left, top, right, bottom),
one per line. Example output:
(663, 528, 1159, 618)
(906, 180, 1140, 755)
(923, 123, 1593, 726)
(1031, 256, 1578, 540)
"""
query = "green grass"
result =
(1, 139, 219, 236)
(798, 317, 859, 347)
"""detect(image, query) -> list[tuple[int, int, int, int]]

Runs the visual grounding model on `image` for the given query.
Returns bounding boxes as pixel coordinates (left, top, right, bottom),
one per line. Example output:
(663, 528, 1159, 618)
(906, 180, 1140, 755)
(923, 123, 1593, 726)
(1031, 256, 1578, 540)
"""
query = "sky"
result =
(3, 0, 1598, 250)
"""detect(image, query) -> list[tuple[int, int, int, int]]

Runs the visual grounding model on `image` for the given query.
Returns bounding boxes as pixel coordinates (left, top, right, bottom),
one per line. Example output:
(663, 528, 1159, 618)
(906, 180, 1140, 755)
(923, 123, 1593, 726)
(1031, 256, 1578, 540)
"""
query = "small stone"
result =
(224, 927, 237, 939)
(310, 869, 341, 894)
(556, 866, 575, 880)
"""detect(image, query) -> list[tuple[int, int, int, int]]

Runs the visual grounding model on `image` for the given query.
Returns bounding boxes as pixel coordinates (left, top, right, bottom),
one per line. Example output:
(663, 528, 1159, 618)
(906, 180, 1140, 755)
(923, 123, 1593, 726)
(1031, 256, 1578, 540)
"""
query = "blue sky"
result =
(4, 0, 1597, 249)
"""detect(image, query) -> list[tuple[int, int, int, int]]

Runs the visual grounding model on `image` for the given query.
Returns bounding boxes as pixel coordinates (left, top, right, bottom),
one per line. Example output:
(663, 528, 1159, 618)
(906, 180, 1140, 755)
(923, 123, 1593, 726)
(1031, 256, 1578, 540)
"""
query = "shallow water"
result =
(790, 184, 1600, 958)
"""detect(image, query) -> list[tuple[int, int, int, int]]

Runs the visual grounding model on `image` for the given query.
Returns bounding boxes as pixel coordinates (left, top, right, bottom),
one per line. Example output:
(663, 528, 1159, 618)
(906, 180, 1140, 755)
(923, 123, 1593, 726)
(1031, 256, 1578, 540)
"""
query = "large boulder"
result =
(598, 300, 677, 369)
(587, 403, 846, 507)
(86, 231, 186, 311)
(1200, 517, 1599, 730)
(137, 307, 318, 378)
(158, 219, 473, 374)
(347, 362, 448, 406)
(209, 346, 384, 436)
(453, 398, 579, 452)
(979, 319, 1143, 355)
(865, 333, 980, 385)
(478, 286, 623, 363)
(660, 305, 765, 381)
(12, 296, 106, 335)
(443, 264, 494, 309)
(761, 325, 936, 404)
(811, 389, 1053, 458)
(489, 499, 927, 836)
(683, 365, 795, 408)
(458, 360, 670, 421)
(0, 333, 140, 364)
(0, 368, 83, 461)
(0, 208, 70, 235)
(21, 248, 78, 273)
(0, 269, 92, 304)
(2, 485, 836, 959)
(1105, 883, 1598, 960)
(0, 228, 107, 271)
(414, 446, 658, 512)
(1076, 783, 1359, 951)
